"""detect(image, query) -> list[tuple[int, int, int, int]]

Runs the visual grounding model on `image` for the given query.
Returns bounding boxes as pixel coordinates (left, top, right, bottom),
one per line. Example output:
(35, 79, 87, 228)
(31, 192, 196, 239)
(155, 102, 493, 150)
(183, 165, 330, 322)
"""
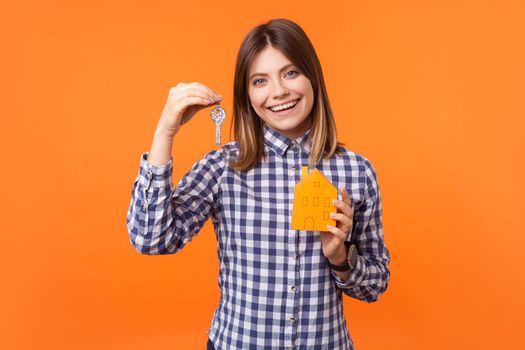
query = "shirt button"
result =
(146, 171, 152, 179)
(291, 286, 297, 292)
(291, 165, 295, 170)
(289, 316, 296, 324)
(294, 254, 299, 260)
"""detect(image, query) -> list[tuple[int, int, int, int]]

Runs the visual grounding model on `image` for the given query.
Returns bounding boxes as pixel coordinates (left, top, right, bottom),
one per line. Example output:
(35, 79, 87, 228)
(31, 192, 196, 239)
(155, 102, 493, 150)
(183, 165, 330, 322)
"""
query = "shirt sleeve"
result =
(331, 157, 391, 303)
(126, 149, 224, 255)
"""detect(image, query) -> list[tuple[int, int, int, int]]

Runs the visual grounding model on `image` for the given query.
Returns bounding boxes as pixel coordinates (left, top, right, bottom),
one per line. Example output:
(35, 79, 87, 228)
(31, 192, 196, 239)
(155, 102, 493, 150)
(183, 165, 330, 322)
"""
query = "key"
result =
(211, 105, 226, 146)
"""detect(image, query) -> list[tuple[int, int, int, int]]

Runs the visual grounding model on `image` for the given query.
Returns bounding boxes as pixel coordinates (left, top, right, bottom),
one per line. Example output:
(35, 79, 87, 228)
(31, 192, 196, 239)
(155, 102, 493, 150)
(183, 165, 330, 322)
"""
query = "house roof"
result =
(298, 166, 336, 189)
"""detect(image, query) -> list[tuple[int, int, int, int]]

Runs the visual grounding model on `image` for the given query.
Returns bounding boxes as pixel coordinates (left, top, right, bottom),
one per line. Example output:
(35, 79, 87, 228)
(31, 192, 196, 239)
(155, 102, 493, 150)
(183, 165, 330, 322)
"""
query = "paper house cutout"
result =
(292, 166, 338, 231)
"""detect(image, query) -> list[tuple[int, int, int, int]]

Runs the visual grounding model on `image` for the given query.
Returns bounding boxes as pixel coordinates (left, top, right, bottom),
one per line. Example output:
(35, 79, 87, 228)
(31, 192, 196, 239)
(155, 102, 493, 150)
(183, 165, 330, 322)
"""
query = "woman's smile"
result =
(267, 98, 300, 115)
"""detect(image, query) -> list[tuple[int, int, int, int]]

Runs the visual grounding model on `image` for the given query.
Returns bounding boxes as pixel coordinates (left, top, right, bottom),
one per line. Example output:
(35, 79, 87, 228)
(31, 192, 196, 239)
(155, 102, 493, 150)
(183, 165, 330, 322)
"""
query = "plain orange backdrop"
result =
(1, 0, 524, 349)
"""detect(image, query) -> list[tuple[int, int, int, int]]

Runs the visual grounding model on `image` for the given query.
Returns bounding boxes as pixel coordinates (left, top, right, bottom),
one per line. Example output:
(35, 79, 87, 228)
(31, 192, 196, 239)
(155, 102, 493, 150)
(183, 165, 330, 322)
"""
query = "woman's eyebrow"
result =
(249, 63, 295, 80)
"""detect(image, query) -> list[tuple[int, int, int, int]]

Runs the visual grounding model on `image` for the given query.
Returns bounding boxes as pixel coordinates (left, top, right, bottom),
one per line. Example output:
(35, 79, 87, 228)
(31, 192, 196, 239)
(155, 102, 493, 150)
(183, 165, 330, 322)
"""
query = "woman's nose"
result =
(272, 80, 290, 98)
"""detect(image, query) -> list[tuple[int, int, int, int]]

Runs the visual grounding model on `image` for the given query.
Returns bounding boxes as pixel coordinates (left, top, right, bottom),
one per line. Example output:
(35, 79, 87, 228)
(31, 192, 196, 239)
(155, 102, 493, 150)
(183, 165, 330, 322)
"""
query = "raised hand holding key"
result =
(148, 82, 222, 166)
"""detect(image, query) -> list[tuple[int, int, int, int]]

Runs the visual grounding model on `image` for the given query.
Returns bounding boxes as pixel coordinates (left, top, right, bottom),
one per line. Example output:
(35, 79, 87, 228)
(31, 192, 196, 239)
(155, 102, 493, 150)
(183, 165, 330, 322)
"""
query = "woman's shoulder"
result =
(221, 140, 240, 159)
(335, 145, 376, 172)
(334, 145, 381, 195)
(196, 141, 239, 168)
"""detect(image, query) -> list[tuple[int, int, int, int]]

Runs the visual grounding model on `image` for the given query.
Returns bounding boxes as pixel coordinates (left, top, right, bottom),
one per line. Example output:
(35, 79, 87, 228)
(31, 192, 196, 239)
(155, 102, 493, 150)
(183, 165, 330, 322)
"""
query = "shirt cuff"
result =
(332, 255, 366, 288)
(137, 151, 173, 191)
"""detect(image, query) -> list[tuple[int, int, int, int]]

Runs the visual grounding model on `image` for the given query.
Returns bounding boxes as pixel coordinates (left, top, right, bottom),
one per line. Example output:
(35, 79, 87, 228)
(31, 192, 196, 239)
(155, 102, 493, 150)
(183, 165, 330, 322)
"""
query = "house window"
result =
(314, 181, 320, 187)
(324, 198, 330, 207)
(302, 196, 308, 206)
(313, 197, 319, 207)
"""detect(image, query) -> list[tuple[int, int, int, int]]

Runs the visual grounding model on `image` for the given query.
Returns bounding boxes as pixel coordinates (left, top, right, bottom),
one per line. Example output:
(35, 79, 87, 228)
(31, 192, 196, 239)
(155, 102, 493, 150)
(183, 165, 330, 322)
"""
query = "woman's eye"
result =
(252, 71, 298, 86)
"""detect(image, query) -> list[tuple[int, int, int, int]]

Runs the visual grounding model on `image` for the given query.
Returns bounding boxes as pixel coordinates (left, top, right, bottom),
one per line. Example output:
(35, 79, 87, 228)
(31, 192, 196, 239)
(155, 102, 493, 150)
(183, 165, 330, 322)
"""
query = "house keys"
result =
(210, 105, 226, 146)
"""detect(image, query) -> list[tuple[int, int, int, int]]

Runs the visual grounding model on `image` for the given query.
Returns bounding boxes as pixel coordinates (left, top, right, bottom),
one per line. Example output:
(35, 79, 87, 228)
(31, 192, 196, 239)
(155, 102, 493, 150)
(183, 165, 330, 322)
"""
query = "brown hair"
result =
(229, 18, 343, 171)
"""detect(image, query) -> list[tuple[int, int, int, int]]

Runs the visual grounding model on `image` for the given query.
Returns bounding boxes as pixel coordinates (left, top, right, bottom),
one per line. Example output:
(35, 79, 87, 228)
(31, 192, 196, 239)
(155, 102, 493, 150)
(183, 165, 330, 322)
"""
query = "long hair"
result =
(229, 18, 343, 171)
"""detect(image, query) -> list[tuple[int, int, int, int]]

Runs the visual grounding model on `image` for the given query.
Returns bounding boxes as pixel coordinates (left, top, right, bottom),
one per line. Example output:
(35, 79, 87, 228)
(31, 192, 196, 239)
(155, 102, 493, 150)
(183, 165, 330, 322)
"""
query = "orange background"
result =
(1, 0, 524, 349)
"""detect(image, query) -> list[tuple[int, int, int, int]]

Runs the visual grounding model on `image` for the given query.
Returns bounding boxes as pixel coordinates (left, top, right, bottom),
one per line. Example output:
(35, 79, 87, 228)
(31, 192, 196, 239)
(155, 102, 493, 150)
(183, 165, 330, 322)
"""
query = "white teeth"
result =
(270, 100, 298, 112)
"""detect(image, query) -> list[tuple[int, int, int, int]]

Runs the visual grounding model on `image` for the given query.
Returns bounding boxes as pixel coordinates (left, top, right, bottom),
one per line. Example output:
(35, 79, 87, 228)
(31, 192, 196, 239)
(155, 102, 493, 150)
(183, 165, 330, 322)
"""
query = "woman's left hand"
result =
(320, 187, 354, 263)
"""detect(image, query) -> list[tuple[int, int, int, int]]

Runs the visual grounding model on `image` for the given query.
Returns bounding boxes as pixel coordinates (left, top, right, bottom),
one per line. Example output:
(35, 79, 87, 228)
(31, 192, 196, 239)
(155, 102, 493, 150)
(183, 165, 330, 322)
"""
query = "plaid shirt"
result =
(126, 124, 390, 349)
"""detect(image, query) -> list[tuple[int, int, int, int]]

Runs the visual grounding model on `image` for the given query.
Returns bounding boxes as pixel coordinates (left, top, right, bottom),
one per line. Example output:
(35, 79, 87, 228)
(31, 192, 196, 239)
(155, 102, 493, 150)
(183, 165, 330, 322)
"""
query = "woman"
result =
(127, 18, 390, 350)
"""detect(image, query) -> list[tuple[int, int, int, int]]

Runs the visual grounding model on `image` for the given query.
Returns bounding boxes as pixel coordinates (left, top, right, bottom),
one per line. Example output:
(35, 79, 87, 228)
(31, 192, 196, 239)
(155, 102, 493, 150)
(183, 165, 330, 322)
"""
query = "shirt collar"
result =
(263, 123, 312, 156)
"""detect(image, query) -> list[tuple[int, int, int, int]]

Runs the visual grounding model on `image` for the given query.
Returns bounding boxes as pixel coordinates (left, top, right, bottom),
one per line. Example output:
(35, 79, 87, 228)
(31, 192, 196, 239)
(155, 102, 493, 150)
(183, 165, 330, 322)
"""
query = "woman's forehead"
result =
(248, 46, 293, 75)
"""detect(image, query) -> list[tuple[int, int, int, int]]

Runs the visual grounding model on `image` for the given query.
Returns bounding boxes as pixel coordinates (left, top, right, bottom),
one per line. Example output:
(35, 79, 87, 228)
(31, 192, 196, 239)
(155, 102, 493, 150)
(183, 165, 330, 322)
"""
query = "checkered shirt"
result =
(126, 124, 390, 349)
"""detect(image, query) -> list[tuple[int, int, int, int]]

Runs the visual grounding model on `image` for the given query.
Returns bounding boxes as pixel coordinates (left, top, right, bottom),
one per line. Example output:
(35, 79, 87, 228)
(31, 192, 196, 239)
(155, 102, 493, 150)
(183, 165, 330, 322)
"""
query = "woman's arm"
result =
(126, 147, 224, 255)
(126, 83, 223, 254)
(332, 157, 391, 303)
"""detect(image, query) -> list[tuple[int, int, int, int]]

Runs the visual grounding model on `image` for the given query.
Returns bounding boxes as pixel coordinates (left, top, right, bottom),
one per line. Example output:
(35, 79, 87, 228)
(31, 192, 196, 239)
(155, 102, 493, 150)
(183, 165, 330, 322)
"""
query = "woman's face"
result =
(248, 46, 314, 140)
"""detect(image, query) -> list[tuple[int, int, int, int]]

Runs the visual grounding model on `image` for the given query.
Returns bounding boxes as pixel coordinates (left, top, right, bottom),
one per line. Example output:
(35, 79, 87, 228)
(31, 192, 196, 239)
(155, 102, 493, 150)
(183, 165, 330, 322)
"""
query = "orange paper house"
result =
(292, 166, 338, 231)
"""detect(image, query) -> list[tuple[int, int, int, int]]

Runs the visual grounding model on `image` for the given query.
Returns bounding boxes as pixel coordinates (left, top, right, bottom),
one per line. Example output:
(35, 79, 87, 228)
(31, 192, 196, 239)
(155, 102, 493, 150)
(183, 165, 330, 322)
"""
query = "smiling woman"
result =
(127, 17, 390, 350)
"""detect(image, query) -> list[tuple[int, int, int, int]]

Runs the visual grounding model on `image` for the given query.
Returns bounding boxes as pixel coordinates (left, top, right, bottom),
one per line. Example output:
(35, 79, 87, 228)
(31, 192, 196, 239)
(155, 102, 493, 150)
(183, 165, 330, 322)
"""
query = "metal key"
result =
(211, 105, 226, 146)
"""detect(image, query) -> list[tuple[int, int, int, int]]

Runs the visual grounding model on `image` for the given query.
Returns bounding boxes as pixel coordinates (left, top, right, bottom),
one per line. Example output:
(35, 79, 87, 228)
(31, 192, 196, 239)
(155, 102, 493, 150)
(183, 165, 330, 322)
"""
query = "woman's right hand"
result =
(155, 82, 223, 138)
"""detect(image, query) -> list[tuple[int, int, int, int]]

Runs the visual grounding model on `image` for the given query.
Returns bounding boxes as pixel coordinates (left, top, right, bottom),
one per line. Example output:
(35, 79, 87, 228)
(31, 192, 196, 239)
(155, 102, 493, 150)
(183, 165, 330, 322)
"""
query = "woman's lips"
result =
(267, 98, 300, 116)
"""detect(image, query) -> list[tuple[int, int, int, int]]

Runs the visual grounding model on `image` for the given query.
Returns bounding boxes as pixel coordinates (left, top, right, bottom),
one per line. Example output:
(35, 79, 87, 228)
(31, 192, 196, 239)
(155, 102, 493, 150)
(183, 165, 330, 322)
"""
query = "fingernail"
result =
(332, 199, 339, 205)
(326, 225, 333, 230)
(330, 213, 336, 218)
(214, 94, 222, 101)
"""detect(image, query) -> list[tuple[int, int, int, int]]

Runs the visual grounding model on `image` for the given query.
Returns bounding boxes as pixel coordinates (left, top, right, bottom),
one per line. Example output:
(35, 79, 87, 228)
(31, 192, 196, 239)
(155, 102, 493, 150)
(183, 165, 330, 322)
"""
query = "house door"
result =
(303, 216, 315, 230)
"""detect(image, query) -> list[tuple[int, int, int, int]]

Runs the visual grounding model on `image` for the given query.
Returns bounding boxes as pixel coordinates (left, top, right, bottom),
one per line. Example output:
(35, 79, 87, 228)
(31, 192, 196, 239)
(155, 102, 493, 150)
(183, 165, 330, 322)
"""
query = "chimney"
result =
(301, 165, 309, 178)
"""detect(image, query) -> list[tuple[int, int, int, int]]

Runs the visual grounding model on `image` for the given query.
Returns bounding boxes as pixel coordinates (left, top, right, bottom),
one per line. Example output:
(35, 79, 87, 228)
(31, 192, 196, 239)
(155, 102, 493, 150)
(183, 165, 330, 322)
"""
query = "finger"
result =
(329, 212, 353, 232)
(173, 87, 219, 105)
(188, 82, 223, 101)
(178, 96, 215, 109)
(339, 186, 352, 208)
(325, 224, 347, 241)
(171, 83, 221, 104)
(178, 97, 216, 121)
(332, 199, 353, 219)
